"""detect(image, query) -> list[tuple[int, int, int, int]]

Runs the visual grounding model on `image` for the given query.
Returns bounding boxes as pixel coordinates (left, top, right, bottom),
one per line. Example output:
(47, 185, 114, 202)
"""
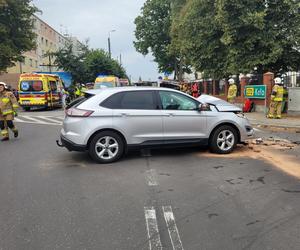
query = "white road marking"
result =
(55, 116, 65, 120)
(36, 116, 63, 124)
(14, 116, 62, 126)
(146, 169, 159, 186)
(16, 116, 49, 124)
(144, 207, 162, 250)
(163, 206, 184, 250)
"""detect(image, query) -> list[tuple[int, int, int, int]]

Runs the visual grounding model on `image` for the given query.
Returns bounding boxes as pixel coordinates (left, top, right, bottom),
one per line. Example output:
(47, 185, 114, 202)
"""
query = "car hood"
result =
(197, 94, 242, 112)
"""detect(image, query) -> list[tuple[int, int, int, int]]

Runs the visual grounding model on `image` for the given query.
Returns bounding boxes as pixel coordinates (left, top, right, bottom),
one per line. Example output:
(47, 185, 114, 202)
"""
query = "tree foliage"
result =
(53, 45, 127, 84)
(135, 0, 300, 79)
(0, 0, 38, 72)
(134, 0, 190, 79)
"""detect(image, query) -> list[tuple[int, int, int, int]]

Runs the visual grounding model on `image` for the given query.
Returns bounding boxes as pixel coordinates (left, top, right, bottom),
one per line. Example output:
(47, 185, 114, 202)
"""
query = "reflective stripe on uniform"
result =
(2, 109, 13, 115)
(1, 97, 10, 104)
(1, 129, 8, 136)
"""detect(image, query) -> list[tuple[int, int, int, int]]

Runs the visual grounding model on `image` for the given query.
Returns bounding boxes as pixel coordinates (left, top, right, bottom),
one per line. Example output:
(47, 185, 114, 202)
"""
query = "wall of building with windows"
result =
(1, 15, 81, 88)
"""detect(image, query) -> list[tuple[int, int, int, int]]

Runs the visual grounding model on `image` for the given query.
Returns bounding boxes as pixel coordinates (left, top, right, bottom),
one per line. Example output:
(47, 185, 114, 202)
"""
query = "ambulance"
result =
(94, 75, 120, 89)
(18, 73, 64, 111)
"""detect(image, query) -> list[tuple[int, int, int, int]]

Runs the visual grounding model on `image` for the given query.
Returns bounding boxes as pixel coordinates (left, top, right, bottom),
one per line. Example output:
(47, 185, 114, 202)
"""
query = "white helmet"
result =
(0, 82, 7, 88)
(274, 77, 281, 84)
(228, 78, 235, 84)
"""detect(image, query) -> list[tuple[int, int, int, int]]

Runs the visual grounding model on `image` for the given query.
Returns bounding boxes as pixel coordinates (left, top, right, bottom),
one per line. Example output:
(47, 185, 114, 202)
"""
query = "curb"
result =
(250, 122, 300, 130)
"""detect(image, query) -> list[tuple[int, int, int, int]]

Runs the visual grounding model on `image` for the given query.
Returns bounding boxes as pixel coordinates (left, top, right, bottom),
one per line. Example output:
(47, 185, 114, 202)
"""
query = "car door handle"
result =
(121, 113, 129, 117)
(167, 113, 174, 117)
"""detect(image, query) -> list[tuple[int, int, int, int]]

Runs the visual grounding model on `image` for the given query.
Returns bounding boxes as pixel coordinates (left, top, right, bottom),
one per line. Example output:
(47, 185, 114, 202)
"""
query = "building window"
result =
(29, 59, 33, 67)
(46, 39, 48, 46)
(35, 60, 38, 68)
(41, 37, 44, 43)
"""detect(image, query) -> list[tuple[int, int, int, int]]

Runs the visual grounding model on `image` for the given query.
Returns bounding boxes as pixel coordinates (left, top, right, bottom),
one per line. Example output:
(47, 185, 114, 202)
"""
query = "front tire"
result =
(89, 131, 124, 163)
(210, 125, 238, 154)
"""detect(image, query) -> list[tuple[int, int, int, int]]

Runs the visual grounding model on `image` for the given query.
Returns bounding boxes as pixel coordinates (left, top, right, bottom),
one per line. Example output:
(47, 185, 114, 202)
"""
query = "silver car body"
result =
(60, 87, 254, 150)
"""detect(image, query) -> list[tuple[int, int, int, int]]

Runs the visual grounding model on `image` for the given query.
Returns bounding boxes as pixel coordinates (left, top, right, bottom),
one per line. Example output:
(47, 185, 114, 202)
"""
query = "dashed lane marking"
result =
(163, 206, 184, 250)
(144, 207, 163, 250)
(146, 169, 159, 186)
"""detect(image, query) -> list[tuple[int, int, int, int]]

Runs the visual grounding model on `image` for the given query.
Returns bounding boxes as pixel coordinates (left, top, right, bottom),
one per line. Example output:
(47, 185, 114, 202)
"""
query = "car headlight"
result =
(235, 112, 246, 119)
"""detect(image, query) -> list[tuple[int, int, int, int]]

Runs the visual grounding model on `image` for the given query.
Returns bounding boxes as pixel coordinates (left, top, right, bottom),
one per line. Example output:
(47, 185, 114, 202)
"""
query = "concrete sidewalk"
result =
(246, 112, 300, 129)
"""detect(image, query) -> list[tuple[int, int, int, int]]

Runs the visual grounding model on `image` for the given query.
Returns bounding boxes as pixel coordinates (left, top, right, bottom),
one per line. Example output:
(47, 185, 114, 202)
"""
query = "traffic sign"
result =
(244, 85, 266, 99)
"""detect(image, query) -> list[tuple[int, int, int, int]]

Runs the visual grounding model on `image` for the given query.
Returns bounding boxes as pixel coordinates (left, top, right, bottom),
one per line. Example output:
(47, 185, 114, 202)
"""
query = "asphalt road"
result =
(0, 110, 300, 250)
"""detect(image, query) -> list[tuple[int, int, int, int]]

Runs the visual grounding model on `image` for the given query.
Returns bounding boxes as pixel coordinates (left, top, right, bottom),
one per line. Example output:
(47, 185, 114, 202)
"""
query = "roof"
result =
(20, 73, 60, 78)
(84, 86, 183, 95)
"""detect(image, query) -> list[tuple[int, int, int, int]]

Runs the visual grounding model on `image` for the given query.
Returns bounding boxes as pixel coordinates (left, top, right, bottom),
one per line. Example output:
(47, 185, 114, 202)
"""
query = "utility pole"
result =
(19, 61, 23, 74)
(108, 30, 116, 58)
(119, 53, 122, 65)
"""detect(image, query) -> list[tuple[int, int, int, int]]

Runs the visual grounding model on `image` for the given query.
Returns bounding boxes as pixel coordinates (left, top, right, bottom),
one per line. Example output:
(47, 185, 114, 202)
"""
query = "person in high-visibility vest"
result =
(80, 84, 87, 96)
(75, 84, 81, 98)
(227, 78, 237, 103)
(267, 77, 284, 119)
(0, 82, 19, 141)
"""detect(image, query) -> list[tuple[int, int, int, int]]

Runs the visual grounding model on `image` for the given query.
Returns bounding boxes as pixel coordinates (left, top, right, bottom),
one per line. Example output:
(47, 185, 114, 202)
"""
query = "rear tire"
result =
(23, 107, 30, 111)
(88, 131, 124, 163)
(209, 125, 238, 154)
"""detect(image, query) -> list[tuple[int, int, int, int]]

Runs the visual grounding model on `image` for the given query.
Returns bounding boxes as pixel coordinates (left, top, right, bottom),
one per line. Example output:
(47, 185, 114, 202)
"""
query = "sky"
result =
(32, 0, 159, 82)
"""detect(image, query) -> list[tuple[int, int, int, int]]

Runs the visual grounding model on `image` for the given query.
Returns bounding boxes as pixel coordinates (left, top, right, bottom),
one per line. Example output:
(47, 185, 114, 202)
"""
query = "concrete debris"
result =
(255, 138, 263, 144)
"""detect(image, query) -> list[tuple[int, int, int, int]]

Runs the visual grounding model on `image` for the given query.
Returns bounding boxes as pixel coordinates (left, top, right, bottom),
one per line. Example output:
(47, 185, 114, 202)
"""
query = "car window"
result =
(159, 91, 198, 110)
(49, 81, 57, 91)
(101, 91, 156, 110)
(101, 92, 123, 109)
(20, 81, 43, 92)
(121, 91, 156, 109)
(66, 93, 95, 109)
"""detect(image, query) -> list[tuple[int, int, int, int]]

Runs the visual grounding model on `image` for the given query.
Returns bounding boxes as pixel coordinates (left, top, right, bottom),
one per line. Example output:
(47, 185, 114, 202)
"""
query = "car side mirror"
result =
(198, 103, 209, 112)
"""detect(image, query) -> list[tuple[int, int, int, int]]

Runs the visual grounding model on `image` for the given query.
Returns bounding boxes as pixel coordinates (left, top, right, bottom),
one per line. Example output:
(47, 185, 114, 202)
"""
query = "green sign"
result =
(244, 85, 266, 99)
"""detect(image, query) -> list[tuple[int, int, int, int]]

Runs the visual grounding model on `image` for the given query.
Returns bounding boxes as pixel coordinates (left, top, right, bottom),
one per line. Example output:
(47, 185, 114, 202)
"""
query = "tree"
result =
(0, 0, 38, 72)
(262, 0, 300, 73)
(52, 44, 89, 83)
(173, 0, 230, 78)
(134, 0, 190, 79)
(175, 0, 300, 78)
(84, 49, 127, 81)
(53, 45, 127, 84)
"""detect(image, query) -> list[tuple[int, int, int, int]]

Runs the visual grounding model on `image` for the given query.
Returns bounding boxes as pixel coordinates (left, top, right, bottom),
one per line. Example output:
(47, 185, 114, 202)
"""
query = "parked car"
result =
(57, 87, 254, 163)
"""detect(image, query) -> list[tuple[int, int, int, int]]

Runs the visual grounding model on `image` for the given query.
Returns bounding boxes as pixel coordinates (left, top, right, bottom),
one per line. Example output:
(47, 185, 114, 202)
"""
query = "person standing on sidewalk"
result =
(0, 82, 19, 141)
(267, 77, 284, 119)
(227, 78, 237, 103)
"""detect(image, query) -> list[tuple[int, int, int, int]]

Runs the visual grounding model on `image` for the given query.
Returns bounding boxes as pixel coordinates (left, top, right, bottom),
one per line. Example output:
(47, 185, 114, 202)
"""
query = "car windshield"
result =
(20, 80, 43, 92)
(94, 82, 114, 89)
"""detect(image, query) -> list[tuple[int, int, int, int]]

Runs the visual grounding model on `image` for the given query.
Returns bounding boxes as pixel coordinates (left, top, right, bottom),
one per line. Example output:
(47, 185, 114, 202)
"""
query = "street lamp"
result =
(108, 30, 116, 58)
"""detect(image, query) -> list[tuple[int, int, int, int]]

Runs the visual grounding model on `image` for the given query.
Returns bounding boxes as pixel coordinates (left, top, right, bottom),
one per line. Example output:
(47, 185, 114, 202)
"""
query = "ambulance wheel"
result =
(23, 107, 30, 111)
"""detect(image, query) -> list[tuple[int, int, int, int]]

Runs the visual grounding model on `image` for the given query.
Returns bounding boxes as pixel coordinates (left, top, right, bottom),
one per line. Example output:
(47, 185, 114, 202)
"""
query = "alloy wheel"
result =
(95, 136, 119, 160)
(216, 130, 235, 151)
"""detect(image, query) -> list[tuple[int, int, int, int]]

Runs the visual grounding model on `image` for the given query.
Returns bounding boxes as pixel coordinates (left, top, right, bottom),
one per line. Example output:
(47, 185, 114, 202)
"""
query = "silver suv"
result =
(58, 87, 254, 163)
